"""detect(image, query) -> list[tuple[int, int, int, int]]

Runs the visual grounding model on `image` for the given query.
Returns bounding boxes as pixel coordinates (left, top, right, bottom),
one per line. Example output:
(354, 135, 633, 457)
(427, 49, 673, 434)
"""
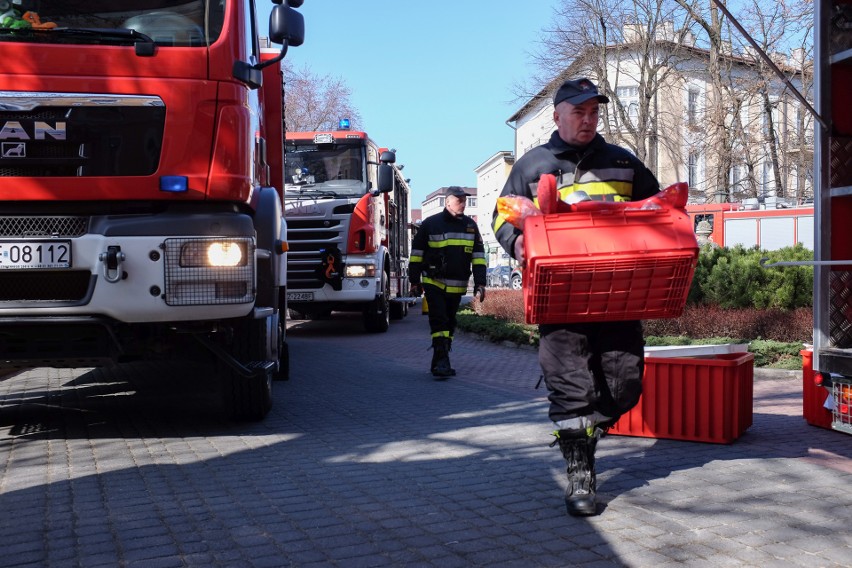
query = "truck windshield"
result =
(0, 1, 220, 47)
(284, 145, 367, 198)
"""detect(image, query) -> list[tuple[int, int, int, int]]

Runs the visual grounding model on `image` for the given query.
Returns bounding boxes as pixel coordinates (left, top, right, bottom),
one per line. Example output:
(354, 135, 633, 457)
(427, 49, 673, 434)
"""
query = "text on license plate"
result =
(0, 241, 72, 269)
(287, 292, 314, 301)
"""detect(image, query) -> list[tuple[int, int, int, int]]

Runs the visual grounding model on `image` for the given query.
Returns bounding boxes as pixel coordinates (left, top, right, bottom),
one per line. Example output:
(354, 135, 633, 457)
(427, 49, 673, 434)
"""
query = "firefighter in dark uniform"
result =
(409, 186, 487, 378)
(492, 78, 660, 516)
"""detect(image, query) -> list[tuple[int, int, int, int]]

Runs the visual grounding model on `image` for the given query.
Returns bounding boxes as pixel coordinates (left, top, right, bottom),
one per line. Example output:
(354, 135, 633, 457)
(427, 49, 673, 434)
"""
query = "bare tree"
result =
(282, 62, 363, 133)
(524, 0, 697, 168)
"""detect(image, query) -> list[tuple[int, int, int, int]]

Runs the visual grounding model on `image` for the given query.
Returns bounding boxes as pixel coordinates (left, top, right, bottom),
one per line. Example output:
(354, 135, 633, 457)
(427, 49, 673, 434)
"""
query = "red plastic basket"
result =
(522, 195, 698, 325)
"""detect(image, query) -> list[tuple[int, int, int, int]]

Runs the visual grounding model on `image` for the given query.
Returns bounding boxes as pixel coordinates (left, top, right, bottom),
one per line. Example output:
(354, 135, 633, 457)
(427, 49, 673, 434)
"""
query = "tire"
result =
(364, 271, 390, 333)
(511, 274, 523, 290)
(222, 317, 273, 421)
(390, 297, 405, 320)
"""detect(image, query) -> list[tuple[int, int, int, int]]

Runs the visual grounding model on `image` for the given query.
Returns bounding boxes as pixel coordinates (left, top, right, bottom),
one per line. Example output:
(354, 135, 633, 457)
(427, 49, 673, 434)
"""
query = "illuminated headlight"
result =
(345, 264, 376, 278)
(163, 237, 255, 306)
(180, 240, 248, 267)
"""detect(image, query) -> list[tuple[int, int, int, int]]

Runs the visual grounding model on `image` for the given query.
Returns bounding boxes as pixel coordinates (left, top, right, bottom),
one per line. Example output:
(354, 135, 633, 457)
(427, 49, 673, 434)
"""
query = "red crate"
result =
(609, 352, 754, 444)
(801, 349, 833, 429)
(522, 205, 698, 325)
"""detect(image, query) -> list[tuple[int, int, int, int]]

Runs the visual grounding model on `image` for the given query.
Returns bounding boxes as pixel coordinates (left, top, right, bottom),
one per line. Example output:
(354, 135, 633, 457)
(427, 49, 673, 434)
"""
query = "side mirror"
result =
(379, 150, 396, 165)
(377, 164, 394, 194)
(270, 4, 305, 47)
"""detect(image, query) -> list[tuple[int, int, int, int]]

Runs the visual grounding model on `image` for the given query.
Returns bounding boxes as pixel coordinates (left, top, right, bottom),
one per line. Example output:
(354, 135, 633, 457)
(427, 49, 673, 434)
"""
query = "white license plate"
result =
(0, 240, 72, 269)
(287, 292, 314, 301)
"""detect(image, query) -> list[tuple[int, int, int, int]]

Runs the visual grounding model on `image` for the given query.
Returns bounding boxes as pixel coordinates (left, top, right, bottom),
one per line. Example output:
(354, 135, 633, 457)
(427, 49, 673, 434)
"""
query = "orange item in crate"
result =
(522, 182, 699, 324)
(609, 352, 754, 444)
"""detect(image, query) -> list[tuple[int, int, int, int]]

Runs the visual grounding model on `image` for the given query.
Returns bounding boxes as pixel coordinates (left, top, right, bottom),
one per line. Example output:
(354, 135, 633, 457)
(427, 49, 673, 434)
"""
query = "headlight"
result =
(180, 240, 248, 267)
(345, 264, 376, 278)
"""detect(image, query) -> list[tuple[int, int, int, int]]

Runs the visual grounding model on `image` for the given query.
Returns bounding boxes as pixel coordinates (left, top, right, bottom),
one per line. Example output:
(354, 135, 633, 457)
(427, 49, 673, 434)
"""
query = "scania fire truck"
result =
(0, 0, 305, 421)
(284, 128, 412, 332)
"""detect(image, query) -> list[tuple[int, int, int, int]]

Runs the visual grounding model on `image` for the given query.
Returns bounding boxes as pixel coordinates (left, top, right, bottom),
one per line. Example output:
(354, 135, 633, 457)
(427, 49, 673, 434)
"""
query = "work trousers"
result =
(538, 320, 645, 426)
(423, 284, 463, 339)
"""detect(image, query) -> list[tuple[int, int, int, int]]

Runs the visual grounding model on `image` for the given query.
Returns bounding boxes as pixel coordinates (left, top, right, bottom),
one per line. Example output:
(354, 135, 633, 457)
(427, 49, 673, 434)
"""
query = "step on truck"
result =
(0, 0, 306, 421)
(284, 127, 412, 332)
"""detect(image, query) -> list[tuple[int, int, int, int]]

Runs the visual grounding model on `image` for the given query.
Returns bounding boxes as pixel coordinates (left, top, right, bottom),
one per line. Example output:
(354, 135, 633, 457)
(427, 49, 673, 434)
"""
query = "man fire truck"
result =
(0, 0, 305, 421)
(283, 126, 412, 333)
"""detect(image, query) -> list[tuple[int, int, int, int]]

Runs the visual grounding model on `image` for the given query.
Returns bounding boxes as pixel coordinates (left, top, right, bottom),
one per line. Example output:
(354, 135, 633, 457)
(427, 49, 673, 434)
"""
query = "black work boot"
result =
(554, 429, 599, 516)
(446, 337, 457, 376)
(430, 337, 454, 378)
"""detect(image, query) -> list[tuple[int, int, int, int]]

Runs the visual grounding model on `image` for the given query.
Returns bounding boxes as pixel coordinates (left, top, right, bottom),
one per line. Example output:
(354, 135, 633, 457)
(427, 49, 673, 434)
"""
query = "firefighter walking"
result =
(409, 186, 487, 378)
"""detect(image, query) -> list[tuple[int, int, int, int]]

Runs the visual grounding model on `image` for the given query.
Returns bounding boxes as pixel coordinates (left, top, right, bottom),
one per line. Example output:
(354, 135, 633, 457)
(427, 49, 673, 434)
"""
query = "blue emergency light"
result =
(338, 118, 350, 130)
(160, 176, 188, 192)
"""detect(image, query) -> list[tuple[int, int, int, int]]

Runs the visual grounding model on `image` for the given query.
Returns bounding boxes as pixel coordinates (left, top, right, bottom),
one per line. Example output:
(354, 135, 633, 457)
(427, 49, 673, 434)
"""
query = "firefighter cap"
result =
(553, 78, 610, 107)
(445, 186, 470, 198)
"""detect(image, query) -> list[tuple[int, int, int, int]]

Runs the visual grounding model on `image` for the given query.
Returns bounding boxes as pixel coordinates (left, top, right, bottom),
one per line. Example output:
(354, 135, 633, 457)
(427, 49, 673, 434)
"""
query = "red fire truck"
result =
(283, 128, 412, 332)
(810, 0, 852, 433)
(686, 202, 814, 250)
(0, 1, 305, 421)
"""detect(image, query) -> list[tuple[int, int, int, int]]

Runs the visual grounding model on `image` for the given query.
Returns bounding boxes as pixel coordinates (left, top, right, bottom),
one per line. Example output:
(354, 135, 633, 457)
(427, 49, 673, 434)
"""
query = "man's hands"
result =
(513, 234, 525, 264)
(474, 285, 486, 303)
(409, 283, 423, 297)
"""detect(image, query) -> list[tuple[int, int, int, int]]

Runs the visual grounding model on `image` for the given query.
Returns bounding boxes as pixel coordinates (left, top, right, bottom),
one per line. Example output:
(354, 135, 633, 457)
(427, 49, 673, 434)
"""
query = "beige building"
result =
(473, 151, 514, 267)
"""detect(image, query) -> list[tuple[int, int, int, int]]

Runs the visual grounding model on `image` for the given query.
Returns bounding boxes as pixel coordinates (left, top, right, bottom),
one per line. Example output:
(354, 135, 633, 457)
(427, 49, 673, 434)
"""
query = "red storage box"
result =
(609, 352, 754, 444)
(522, 205, 698, 325)
(801, 349, 833, 429)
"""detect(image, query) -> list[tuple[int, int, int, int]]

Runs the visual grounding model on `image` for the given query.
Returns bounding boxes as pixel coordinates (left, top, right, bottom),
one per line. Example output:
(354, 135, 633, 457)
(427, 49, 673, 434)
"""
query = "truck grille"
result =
(0, 93, 165, 177)
(286, 218, 346, 289)
(0, 216, 89, 237)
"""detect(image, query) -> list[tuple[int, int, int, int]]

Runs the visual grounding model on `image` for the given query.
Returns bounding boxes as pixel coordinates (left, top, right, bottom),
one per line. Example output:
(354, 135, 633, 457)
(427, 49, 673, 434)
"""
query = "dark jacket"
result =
(492, 131, 660, 259)
(409, 209, 487, 294)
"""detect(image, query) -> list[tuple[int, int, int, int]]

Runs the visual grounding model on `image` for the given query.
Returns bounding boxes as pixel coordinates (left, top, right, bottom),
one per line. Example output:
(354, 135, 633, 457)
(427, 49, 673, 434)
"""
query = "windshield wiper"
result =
(284, 186, 339, 199)
(0, 27, 156, 55)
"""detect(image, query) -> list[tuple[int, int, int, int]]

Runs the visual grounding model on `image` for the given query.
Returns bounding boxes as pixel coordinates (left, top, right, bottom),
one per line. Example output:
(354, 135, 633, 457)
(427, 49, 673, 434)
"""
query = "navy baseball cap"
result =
(446, 186, 469, 198)
(553, 78, 610, 107)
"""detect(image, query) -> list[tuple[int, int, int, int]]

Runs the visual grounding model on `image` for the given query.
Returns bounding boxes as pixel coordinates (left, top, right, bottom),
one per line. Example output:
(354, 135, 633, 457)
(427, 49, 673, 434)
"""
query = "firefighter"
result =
(409, 186, 487, 378)
(491, 78, 660, 516)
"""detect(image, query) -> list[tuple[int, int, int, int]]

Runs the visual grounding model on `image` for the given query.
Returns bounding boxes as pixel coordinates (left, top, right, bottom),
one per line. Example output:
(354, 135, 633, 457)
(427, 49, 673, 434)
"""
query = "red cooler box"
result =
(609, 352, 754, 444)
(522, 200, 698, 325)
(801, 349, 833, 429)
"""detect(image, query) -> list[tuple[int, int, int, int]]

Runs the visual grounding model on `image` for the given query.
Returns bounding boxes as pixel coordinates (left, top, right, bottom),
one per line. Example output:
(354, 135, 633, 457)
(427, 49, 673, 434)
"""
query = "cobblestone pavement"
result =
(1, 310, 851, 567)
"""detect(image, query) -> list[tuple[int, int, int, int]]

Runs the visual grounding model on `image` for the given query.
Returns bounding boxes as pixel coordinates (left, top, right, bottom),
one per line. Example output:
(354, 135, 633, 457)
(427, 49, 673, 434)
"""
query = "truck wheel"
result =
(223, 317, 273, 421)
(511, 274, 522, 290)
(390, 298, 405, 320)
(364, 271, 390, 333)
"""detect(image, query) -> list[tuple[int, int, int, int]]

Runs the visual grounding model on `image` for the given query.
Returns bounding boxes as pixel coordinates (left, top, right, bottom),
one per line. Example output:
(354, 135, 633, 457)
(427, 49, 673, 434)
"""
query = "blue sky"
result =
(260, 0, 556, 206)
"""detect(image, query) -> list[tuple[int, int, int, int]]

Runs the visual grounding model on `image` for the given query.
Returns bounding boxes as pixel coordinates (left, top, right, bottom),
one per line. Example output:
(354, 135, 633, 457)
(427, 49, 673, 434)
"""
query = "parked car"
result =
(486, 265, 512, 288)
(510, 267, 523, 290)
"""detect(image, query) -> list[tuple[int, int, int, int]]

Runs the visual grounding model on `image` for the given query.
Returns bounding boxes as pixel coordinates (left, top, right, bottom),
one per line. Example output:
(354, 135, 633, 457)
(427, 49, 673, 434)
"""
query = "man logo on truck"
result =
(0, 120, 66, 140)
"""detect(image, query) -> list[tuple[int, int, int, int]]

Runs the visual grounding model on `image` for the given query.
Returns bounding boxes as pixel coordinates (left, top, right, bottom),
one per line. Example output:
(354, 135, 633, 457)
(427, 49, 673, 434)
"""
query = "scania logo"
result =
(0, 121, 66, 141)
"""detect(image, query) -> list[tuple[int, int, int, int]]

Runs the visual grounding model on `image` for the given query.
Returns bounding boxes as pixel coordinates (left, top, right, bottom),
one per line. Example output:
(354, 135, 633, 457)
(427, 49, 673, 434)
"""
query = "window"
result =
(688, 151, 700, 189)
(616, 86, 639, 128)
(687, 88, 700, 126)
(761, 161, 774, 197)
(730, 163, 745, 192)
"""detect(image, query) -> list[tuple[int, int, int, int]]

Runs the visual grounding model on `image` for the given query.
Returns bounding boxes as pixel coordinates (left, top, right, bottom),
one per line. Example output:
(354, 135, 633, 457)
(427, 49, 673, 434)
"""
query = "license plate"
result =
(287, 292, 314, 301)
(0, 240, 72, 269)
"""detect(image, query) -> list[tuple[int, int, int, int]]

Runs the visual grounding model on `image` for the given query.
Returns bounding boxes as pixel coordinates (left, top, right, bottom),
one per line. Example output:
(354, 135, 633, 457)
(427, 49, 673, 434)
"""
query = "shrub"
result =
(689, 244, 813, 309)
